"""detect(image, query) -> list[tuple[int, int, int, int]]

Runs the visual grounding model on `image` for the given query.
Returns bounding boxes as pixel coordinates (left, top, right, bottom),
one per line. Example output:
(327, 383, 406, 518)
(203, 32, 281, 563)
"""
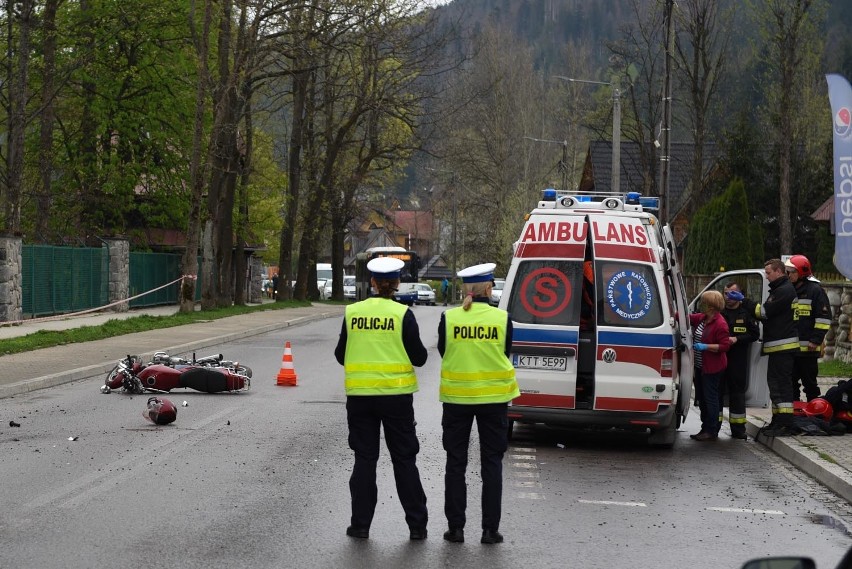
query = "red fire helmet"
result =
(143, 397, 177, 425)
(785, 254, 812, 278)
(803, 398, 833, 422)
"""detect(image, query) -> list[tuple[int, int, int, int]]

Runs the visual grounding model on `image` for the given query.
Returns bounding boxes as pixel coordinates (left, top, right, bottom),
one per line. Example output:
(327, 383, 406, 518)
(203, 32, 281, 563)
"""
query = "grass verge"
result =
(0, 300, 314, 357)
(819, 358, 852, 378)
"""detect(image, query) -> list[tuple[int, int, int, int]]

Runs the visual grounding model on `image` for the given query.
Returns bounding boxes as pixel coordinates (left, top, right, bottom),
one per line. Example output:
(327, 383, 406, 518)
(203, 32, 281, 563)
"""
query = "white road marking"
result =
(706, 507, 786, 515)
(510, 462, 538, 469)
(578, 499, 647, 507)
(509, 454, 536, 460)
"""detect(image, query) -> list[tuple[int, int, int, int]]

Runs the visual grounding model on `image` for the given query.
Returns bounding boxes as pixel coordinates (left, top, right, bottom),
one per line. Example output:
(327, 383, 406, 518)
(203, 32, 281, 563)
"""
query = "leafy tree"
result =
(685, 178, 755, 272)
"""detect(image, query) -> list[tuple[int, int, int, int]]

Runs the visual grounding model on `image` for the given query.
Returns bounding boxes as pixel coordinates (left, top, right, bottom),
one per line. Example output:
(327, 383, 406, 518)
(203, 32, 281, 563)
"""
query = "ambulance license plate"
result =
(512, 354, 567, 371)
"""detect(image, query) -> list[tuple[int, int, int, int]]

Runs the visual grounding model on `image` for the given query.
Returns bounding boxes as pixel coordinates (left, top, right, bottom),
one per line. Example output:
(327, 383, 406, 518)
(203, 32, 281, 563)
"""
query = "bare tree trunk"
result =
(279, 67, 308, 301)
(35, 0, 58, 243)
(233, 92, 252, 306)
(181, 0, 213, 313)
(3, 0, 33, 235)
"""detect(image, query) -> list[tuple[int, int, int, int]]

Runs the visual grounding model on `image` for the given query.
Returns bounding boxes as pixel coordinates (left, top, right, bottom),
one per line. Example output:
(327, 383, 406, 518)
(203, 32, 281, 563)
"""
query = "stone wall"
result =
(827, 283, 852, 363)
(0, 237, 22, 323)
(105, 239, 130, 312)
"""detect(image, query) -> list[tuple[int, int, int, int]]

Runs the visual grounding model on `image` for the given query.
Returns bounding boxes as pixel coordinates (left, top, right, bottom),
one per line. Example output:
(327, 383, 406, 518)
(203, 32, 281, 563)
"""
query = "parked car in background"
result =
(410, 283, 436, 305)
(343, 276, 356, 301)
(393, 284, 418, 306)
(322, 275, 356, 301)
(489, 279, 505, 306)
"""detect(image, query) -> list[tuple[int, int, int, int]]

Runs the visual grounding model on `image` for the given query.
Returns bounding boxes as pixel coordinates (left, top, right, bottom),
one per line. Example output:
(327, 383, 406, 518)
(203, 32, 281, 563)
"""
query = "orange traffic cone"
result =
(276, 341, 298, 386)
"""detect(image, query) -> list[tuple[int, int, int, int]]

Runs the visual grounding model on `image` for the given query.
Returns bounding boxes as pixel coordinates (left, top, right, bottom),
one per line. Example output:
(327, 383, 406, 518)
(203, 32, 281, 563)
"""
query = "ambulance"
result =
(501, 189, 694, 447)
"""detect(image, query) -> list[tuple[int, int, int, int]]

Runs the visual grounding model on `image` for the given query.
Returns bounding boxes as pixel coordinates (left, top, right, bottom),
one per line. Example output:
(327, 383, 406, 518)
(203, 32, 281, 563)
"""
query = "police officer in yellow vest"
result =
(438, 263, 519, 545)
(334, 257, 429, 540)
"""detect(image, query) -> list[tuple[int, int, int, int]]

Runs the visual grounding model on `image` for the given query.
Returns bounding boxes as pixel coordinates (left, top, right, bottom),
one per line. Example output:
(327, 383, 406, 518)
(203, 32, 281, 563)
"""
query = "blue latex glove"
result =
(725, 290, 745, 302)
(693, 343, 708, 351)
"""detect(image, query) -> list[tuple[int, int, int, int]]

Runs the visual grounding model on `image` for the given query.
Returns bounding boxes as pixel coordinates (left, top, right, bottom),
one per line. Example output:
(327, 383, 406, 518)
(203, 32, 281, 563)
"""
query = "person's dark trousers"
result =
(693, 367, 703, 407)
(767, 352, 796, 426)
(792, 356, 822, 401)
(442, 402, 509, 532)
(347, 394, 428, 531)
(722, 353, 749, 436)
(699, 371, 723, 435)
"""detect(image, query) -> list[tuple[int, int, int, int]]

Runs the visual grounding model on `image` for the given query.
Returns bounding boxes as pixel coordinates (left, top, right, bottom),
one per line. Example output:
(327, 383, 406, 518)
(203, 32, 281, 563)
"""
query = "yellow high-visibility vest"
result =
(344, 298, 417, 396)
(441, 303, 519, 404)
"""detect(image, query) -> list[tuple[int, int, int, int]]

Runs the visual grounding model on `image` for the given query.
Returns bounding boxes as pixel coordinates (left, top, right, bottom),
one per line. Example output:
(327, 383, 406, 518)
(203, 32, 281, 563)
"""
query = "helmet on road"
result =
(785, 255, 812, 278)
(803, 398, 833, 422)
(143, 397, 177, 425)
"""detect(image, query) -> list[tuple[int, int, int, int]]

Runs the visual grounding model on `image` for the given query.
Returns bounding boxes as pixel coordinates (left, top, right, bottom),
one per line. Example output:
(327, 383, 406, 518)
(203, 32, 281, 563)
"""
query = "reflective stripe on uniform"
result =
(729, 413, 747, 425)
(815, 318, 831, 330)
(764, 337, 799, 352)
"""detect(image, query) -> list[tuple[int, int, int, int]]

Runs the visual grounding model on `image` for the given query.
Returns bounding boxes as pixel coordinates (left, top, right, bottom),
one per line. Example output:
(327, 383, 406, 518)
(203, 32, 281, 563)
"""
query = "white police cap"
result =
(457, 262, 496, 283)
(367, 257, 404, 279)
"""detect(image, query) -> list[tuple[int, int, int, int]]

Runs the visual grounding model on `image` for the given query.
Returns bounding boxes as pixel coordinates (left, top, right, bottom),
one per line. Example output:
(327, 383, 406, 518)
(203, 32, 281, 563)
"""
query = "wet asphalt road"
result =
(1, 306, 851, 569)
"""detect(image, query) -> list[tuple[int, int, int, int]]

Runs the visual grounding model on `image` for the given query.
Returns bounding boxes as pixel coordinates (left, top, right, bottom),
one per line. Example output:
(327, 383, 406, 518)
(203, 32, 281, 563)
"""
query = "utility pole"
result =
(659, 0, 675, 223)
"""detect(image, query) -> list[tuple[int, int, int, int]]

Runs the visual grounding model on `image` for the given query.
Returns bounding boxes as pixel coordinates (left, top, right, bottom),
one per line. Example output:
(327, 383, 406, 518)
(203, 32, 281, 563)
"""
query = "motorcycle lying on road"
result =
(101, 352, 251, 395)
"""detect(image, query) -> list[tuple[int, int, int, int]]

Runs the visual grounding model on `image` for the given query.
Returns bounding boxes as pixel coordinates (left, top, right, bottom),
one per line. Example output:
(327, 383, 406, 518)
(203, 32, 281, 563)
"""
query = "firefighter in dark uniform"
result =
(744, 258, 799, 437)
(721, 282, 760, 440)
(438, 263, 519, 545)
(334, 257, 429, 540)
(785, 255, 831, 401)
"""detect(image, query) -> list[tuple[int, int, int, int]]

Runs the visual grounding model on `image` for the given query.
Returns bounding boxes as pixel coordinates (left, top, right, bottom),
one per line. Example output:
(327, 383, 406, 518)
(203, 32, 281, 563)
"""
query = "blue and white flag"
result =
(827, 74, 852, 278)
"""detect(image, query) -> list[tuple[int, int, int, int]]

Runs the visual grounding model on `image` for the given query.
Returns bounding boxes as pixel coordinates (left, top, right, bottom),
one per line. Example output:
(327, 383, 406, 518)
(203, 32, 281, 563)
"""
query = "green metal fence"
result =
(129, 252, 202, 307)
(22, 245, 109, 317)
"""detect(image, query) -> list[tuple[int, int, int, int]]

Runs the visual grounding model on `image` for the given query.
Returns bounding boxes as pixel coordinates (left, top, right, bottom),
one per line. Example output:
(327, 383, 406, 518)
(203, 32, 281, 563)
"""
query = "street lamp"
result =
(554, 75, 621, 194)
(523, 136, 569, 193)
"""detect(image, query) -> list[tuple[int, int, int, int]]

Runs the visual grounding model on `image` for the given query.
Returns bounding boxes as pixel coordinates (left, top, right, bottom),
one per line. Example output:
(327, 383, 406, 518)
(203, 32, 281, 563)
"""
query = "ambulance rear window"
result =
(505, 260, 583, 326)
(598, 261, 662, 328)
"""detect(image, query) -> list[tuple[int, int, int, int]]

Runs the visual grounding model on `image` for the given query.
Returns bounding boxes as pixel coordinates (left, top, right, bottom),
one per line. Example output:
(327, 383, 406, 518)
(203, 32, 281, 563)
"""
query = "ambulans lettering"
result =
(606, 270, 653, 320)
(521, 221, 587, 243)
(592, 220, 648, 245)
(351, 316, 396, 331)
(453, 325, 500, 340)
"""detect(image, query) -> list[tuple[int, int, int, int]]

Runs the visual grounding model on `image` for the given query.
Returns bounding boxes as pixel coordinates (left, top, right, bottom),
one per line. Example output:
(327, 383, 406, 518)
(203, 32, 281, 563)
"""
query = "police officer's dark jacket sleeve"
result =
(334, 310, 427, 367)
(402, 309, 428, 367)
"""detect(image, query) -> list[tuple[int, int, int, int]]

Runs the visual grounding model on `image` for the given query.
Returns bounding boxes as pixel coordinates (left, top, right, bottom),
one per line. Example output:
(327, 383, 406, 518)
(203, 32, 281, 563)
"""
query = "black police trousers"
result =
(346, 394, 428, 531)
(442, 402, 509, 532)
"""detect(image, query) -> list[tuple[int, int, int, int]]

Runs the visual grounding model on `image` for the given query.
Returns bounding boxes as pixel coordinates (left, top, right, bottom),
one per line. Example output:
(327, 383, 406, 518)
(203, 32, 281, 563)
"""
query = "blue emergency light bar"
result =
(639, 196, 660, 210)
(542, 188, 558, 201)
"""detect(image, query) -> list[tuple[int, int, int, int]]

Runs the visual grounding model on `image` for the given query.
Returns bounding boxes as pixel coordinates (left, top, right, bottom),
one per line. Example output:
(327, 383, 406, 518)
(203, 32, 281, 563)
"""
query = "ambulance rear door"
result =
(506, 212, 588, 413)
(662, 224, 694, 422)
(589, 214, 677, 415)
(691, 270, 770, 408)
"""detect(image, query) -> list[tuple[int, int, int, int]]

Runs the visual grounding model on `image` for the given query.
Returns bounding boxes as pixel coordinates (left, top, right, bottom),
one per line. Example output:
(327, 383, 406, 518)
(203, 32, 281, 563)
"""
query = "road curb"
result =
(0, 310, 340, 400)
(746, 419, 852, 504)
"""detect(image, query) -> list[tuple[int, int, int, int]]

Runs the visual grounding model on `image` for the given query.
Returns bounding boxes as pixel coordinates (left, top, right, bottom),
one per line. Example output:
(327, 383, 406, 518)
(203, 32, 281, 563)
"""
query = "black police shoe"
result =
(481, 529, 504, 544)
(409, 527, 427, 540)
(346, 526, 369, 539)
(730, 431, 748, 440)
(443, 528, 464, 543)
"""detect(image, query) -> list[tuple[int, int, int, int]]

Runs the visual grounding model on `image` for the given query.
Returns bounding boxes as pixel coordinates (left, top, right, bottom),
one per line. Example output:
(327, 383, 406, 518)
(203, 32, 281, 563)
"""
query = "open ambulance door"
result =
(690, 270, 770, 408)
(588, 215, 677, 430)
(662, 225, 694, 423)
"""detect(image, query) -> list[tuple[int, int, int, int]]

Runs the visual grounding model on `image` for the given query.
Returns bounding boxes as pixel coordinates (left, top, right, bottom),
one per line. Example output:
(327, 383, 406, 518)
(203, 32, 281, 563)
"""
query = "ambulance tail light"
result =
(660, 349, 673, 377)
